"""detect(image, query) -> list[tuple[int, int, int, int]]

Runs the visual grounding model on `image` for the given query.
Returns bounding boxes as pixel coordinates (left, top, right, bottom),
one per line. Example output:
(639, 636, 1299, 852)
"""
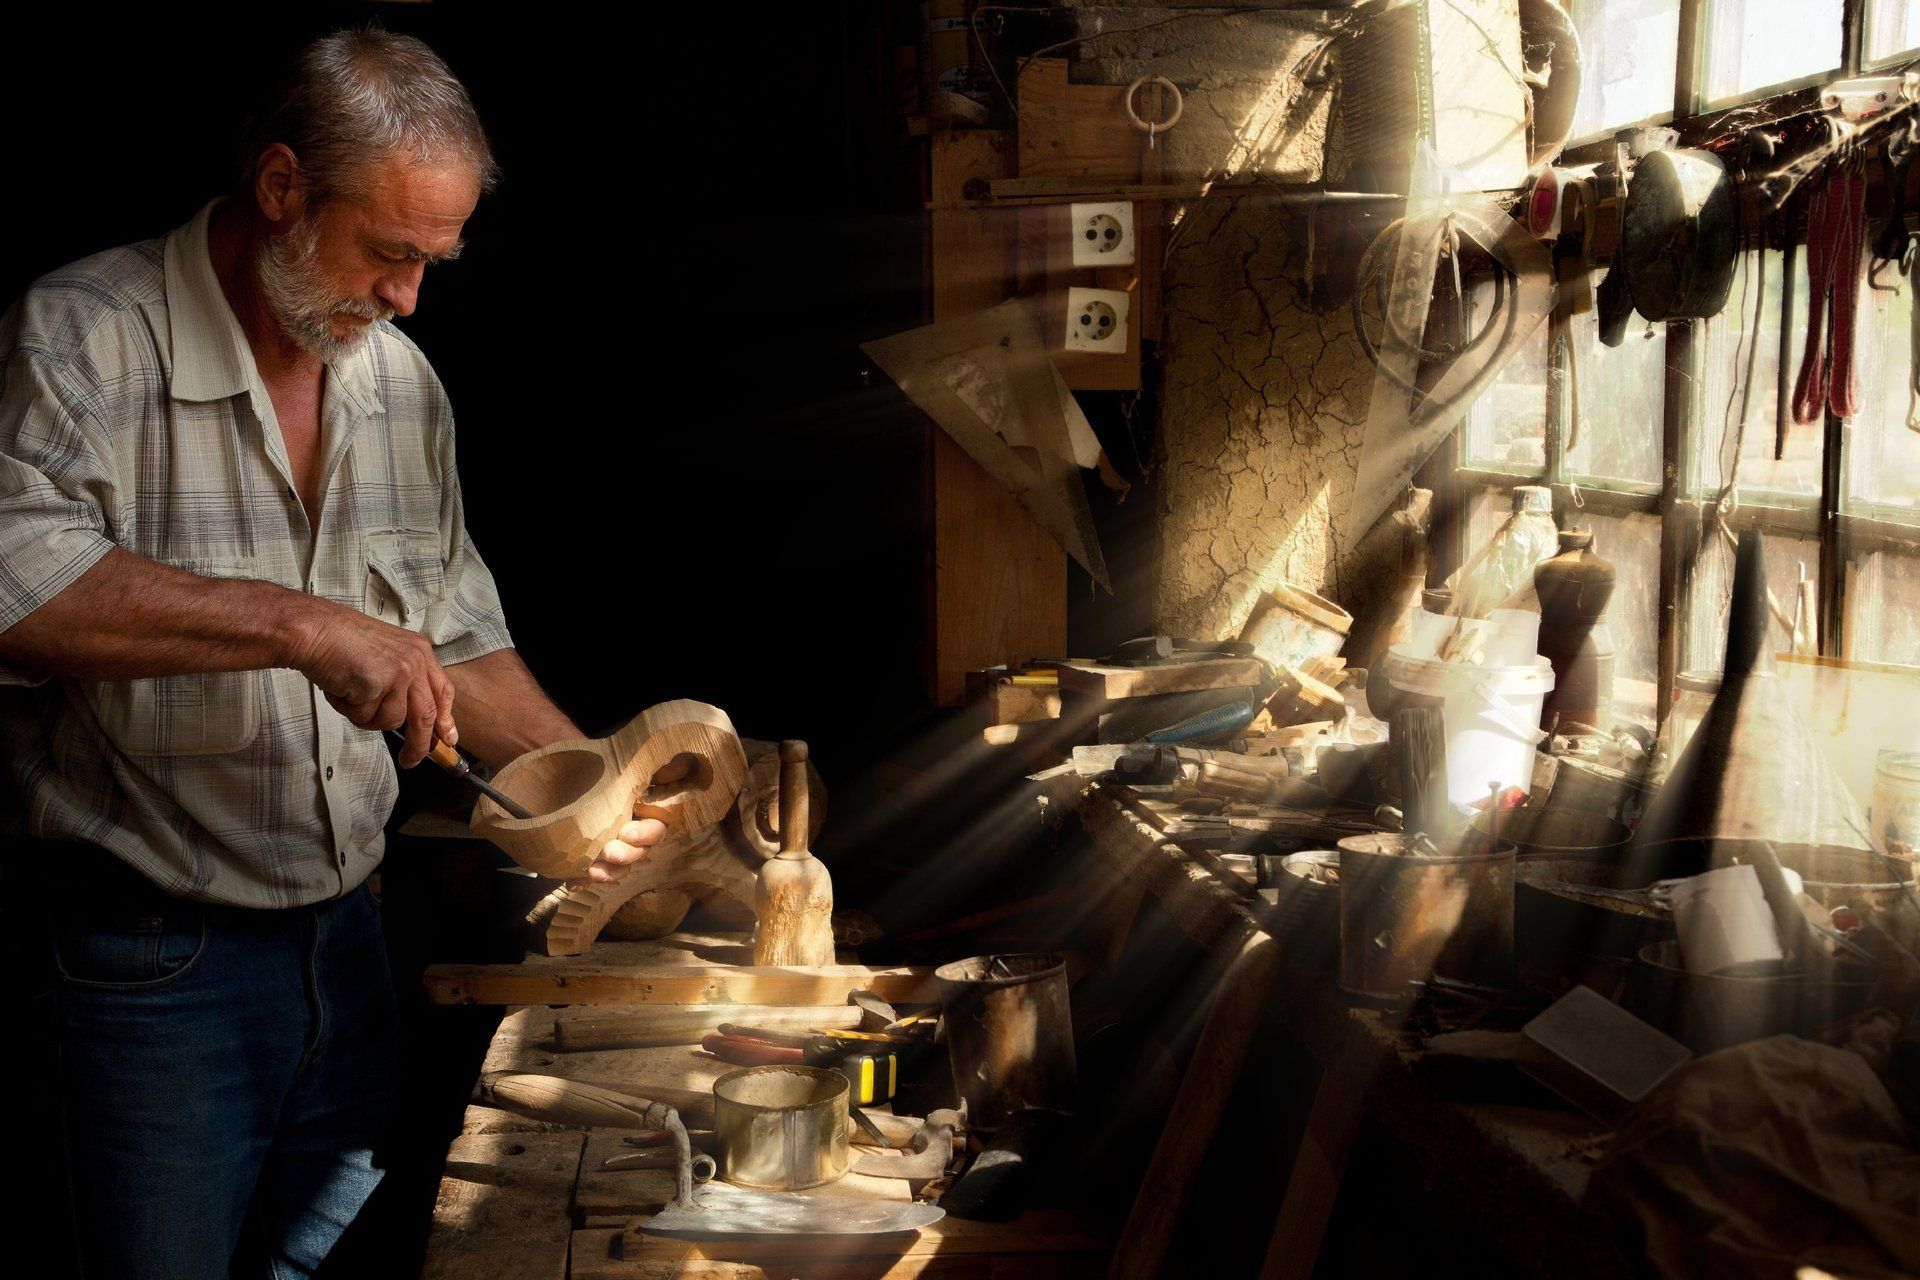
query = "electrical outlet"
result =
(1065, 287, 1129, 352)
(1070, 202, 1135, 267)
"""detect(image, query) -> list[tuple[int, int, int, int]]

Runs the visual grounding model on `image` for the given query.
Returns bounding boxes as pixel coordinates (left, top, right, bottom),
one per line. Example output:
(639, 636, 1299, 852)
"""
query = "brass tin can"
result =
(712, 1065, 850, 1191)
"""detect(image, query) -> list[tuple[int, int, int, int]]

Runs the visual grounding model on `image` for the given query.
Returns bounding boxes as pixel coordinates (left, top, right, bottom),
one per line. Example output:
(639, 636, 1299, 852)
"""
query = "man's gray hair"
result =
(240, 27, 498, 204)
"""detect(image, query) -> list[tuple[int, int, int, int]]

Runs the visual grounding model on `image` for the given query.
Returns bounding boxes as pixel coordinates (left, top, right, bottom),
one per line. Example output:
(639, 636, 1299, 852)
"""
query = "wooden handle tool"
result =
(389, 731, 534, 820)
(750, 741, 837, 966)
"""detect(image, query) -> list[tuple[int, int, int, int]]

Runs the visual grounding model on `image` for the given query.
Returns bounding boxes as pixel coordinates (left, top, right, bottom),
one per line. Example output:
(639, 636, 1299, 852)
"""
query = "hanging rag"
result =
(1792, 169, 1869, 424)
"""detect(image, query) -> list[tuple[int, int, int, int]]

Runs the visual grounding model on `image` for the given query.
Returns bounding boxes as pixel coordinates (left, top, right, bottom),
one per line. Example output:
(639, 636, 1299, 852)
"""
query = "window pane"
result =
(1866, 0, 1920, 64)
(1465, 485, 1515, 564)
(1464, 289, 1549, 475)
(1565, 0, 1682, 138)
(1684, 527, 1819, 672)
(1704, 0, 1843, 103)
(1848, 551, 1920, 665)
(1583, 510, 1662, 729)
(1694, 250, 1821, 502)
(1846, 274, 1920, 521)
(1564, 306, 1665, 487)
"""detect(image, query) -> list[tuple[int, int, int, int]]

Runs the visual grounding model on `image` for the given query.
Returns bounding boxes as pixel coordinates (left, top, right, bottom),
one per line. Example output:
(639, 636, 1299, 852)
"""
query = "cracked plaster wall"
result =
(1066, 4, 1391, 641)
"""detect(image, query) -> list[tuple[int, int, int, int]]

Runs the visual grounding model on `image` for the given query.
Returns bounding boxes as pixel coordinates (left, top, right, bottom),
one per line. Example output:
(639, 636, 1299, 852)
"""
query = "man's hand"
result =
(289, 597, 457, 767)
(567, 818, 669, 889)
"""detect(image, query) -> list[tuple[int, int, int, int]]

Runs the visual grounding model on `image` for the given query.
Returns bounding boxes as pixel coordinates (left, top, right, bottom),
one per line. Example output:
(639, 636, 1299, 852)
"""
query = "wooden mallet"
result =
(751, 740, 837, 966)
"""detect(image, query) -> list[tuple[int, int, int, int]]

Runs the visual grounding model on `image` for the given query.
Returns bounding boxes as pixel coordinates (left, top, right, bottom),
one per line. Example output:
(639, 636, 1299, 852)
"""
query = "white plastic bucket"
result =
(1239, 584, 1352, 671)
(1666, 863, 1789, 975)
(1382, 645, 1555, 808)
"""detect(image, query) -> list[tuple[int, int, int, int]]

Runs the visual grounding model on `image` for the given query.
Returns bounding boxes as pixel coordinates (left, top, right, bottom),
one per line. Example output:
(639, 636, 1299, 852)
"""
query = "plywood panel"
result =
(929, 129, 1068, 704)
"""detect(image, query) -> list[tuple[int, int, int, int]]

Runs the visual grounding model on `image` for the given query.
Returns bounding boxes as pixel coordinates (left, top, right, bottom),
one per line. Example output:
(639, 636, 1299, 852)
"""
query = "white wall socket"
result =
(1069, 201, 1135, 268)
(1065, 287, 1130, 352)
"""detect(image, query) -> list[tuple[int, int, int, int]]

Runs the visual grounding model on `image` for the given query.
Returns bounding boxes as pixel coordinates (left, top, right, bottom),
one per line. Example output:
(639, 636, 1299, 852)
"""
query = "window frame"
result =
(1438, 0, 1920, 719)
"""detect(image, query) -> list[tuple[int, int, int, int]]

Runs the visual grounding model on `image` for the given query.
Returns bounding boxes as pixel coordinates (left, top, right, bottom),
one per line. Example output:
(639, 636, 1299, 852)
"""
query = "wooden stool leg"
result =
(1258, 1062, 1366, 1280)
(1105, 932, 1279, 1280)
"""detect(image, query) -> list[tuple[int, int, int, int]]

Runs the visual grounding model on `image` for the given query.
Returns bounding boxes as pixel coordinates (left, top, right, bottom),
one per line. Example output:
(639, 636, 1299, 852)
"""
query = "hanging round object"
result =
(1620, 149, 1740, 321)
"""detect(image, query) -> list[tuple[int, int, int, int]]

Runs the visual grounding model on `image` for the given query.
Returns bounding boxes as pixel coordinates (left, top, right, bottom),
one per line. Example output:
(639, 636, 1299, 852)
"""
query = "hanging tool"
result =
(479, 1072, 945, 1237)
(1793, 161, 1869, 424)
(1870, 123, 1919, 290)
(389, 731, 533, 819)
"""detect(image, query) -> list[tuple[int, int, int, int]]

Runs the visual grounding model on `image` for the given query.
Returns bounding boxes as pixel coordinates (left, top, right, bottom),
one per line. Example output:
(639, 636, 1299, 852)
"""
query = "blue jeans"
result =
(49, 880, 397, 1279)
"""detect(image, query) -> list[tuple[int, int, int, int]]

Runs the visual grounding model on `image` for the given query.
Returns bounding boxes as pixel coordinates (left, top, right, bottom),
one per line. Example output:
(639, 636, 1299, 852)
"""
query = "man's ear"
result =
(253, 144, 303, 225)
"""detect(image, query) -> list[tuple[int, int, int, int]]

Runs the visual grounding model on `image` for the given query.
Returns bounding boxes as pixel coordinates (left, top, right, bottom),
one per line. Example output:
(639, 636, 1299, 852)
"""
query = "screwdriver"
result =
(385, 730, 533, 819)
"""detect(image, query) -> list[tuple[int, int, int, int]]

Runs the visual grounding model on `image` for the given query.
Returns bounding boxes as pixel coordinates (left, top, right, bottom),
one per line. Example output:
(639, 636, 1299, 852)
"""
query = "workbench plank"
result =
(576, 1129, 911, 1218)
(424, 1131, 585, 1280)
(575, 1227, 1102, 1280)
(425, 962, 939, 1008)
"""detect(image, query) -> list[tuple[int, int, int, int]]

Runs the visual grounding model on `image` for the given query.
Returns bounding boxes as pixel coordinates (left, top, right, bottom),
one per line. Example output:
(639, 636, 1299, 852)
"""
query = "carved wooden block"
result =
(525, 737, 829, 955)
(472, 699, 750, 880)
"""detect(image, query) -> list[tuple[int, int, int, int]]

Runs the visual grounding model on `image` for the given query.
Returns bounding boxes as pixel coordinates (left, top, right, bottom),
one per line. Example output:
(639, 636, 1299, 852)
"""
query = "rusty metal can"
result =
(935, 953, 1078, 1130)
(1336, 832, 1515, 1001)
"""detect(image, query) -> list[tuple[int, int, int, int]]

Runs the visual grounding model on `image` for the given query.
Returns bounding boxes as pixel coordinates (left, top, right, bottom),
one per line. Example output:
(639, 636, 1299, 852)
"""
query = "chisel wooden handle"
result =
(478, 1072, 682, 1130)
(426, 739, 464, 771)
(779, 740, 810, 858)
(701, 1033, 806, 1065)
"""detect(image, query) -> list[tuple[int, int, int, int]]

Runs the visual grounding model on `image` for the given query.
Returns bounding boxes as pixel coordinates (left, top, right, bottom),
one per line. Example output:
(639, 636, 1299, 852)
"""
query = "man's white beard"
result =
(256, 214, 393, 364)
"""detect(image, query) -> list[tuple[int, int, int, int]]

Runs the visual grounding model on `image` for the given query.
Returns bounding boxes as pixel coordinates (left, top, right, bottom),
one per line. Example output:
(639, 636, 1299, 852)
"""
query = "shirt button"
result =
(325, 765, 335, 781)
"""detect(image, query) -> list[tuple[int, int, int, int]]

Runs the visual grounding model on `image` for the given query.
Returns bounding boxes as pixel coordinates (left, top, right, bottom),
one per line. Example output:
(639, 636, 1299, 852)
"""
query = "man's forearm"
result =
(442, 648, 581, 771)
(0, 546, 313, 680)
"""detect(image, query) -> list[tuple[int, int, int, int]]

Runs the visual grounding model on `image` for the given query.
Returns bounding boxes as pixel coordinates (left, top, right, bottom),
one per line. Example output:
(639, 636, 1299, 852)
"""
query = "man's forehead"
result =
(346, 156, 480, 249)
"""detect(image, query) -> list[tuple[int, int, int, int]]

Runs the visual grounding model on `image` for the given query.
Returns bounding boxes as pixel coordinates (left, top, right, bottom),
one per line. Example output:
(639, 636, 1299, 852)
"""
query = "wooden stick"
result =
(423, 963, 940, 1007)
(551, 1004, 863, 1052)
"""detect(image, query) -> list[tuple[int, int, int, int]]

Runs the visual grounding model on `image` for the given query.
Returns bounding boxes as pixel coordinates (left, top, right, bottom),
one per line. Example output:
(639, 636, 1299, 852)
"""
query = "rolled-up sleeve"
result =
(0, 347, 116, 685)
(423, 413, 513, 667)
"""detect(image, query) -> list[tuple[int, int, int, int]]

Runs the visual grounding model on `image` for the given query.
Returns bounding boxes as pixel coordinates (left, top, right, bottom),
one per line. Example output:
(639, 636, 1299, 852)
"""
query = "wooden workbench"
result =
(1071, 783, 1632, 1279)
(420, 932, 1110, 1279)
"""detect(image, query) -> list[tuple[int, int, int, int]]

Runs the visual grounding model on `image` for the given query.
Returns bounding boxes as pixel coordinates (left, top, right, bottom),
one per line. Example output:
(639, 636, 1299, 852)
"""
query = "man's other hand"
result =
(290, 599, 457, 766)
(568, 818, 669, 889)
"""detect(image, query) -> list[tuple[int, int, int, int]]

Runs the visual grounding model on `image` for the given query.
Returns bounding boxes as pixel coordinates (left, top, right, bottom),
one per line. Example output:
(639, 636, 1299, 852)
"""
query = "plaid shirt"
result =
(0, 201, 513, 908)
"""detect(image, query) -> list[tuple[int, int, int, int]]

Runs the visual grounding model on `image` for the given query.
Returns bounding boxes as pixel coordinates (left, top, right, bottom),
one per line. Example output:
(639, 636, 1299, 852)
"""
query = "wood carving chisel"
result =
(387, 731, 533, 819)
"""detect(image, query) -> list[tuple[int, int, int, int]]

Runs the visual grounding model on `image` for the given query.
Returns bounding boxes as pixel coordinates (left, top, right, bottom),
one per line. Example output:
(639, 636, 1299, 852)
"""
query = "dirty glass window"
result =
(1583, 510, 1662, 728)
(1693, 250, 1822, 504)
(1684, 527, 1820, 672)
(1565, 0, 1682, 139)
(1848, 272, 1920, 522)
(1703, 0, 1845, 105)
(1850, 551, 1920, 664)
(1864, 0, 1920, 65)
(1563, 306, 1665, 487)
(1463, 289, 1550, 475)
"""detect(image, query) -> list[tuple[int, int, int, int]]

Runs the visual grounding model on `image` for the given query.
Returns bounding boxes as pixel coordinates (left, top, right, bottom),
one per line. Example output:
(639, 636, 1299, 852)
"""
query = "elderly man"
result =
(0, 29, 656, 1277)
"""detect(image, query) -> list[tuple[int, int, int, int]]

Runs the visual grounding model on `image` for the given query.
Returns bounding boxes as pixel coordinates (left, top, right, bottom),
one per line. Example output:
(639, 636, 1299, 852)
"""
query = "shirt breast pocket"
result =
(84, 559, 261, 757)
(364, 528, 446, 634)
